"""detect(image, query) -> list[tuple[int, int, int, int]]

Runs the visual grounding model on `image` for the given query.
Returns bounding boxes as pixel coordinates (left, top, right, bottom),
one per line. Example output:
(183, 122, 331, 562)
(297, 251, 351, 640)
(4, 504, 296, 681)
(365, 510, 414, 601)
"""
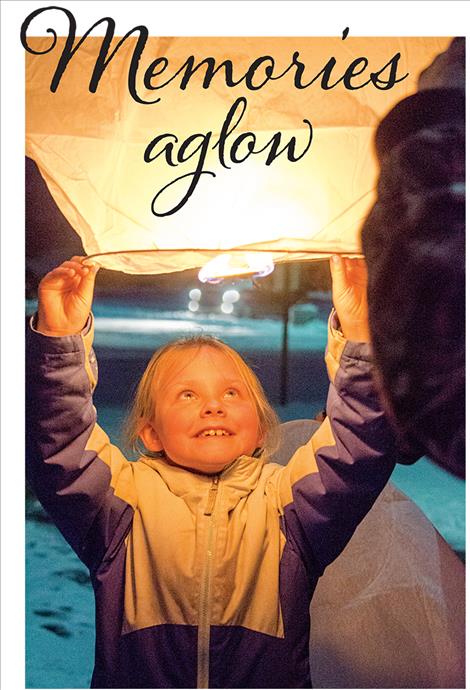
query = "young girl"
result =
(26, 256, 396, 689)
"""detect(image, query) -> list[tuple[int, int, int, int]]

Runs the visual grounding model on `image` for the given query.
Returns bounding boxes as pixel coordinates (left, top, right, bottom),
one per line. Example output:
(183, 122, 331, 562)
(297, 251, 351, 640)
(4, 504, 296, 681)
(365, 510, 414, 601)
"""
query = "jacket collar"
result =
(139, 452, 266, 507)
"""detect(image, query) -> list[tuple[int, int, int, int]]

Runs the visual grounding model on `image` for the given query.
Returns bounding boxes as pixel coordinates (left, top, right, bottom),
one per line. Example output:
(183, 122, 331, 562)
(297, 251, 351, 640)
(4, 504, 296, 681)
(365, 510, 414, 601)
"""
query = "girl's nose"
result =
(201, 399, 225, 416)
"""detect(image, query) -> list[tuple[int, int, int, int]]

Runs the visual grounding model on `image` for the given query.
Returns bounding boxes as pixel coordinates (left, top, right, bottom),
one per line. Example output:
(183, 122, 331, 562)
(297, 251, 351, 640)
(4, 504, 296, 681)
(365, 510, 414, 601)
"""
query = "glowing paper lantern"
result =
(25, 31, 451, 275)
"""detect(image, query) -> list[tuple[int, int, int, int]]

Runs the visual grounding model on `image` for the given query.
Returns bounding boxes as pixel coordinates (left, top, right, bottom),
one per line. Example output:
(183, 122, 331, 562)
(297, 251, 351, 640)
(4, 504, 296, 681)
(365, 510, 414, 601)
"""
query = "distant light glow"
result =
(188, 300, 200, 312)
(198, 252, 275, 284)
(221, 303, 234, 315)
(189, 288, 202, 301)
(222, 289, 240, 303)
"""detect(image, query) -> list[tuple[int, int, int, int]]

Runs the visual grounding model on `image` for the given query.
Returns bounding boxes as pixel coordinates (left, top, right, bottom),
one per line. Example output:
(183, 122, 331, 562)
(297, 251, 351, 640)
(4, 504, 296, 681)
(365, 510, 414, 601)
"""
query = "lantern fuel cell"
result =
(198, 253, 275, 284)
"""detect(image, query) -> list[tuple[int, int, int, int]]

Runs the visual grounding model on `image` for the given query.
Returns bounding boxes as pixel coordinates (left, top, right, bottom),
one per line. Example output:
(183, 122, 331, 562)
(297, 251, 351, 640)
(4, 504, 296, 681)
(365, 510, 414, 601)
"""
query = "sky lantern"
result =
(24, 20, 451, 280)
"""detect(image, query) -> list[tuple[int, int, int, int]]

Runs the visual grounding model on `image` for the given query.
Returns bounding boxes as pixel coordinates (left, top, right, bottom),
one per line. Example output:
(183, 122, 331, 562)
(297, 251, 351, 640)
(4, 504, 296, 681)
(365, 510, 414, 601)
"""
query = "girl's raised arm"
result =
(269, 256, 396, 576)
(27, 258, 137, 573)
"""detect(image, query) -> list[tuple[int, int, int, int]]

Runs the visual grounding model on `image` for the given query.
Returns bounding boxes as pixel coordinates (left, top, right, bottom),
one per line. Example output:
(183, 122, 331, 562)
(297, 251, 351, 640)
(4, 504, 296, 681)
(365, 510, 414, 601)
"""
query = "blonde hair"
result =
(124, 335, 280, 459)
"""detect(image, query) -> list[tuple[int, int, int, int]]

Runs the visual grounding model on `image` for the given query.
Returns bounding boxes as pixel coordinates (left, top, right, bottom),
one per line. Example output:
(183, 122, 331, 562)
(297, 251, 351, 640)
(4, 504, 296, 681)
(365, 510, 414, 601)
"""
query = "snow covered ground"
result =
(91, 310, 330, 352)
(25, 306, 465, 688)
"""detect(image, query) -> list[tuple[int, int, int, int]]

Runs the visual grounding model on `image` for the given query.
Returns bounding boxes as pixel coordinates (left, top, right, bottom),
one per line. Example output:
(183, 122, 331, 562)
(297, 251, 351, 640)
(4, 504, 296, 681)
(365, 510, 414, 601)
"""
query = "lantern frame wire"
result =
(86, 248, 364, 261)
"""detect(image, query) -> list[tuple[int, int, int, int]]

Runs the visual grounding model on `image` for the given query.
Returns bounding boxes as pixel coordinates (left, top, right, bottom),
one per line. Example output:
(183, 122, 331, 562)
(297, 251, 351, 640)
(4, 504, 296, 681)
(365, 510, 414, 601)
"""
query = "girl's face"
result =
(140, 346, 263, 474)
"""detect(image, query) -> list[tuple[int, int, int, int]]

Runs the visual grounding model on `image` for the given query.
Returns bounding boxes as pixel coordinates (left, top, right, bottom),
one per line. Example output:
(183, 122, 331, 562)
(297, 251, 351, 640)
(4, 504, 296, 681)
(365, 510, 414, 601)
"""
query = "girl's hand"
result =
(37, 256, 100, 336)
(329, 255, 370, 343)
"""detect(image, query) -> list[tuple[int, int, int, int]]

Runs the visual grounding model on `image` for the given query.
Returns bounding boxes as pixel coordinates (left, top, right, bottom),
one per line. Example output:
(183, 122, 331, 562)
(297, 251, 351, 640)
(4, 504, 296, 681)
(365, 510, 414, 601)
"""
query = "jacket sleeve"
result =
(269, 311, 397, 577)
(26, 316, 137, 572)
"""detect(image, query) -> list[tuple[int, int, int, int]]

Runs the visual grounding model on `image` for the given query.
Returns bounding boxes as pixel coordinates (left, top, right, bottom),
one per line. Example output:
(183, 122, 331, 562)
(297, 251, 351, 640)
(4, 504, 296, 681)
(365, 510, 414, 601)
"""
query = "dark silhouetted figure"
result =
(362, 38, 465, 478)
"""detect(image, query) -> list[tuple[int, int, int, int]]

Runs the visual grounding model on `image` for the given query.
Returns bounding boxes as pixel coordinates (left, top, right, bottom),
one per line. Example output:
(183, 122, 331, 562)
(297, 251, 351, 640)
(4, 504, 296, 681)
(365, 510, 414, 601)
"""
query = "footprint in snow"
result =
(41, 623, 73, 638)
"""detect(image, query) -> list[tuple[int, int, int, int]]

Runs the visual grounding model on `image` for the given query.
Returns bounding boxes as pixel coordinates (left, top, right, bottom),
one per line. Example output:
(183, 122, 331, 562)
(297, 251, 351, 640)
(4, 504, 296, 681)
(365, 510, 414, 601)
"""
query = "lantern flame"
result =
(198, 252, 275, 284)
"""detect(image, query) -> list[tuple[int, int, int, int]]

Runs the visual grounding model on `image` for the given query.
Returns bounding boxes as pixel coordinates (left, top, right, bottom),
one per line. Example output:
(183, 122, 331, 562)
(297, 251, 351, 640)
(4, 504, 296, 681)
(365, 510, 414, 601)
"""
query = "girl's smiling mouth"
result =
(196, 428, 233, 438)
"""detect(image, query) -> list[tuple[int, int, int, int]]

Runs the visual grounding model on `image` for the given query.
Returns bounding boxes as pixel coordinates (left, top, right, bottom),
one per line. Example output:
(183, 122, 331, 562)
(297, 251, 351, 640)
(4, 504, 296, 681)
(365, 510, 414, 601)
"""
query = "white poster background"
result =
(1, 2, 468, 688)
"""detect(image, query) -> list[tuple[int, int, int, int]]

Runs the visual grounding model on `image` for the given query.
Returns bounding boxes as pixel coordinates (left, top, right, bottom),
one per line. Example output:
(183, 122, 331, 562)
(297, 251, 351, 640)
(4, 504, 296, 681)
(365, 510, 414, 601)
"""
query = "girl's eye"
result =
(224, 389, 238, 399)
(180, 390, 196, 400)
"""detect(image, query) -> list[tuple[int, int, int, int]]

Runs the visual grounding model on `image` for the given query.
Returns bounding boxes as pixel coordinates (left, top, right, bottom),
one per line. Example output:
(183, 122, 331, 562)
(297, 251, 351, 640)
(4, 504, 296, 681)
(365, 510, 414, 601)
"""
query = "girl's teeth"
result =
(200, 429, 228, 437)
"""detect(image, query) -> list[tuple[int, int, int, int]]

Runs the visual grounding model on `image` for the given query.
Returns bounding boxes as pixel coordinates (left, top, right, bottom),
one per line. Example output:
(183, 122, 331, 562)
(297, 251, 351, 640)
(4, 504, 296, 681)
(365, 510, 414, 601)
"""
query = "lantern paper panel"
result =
(25, 35, 451, 275)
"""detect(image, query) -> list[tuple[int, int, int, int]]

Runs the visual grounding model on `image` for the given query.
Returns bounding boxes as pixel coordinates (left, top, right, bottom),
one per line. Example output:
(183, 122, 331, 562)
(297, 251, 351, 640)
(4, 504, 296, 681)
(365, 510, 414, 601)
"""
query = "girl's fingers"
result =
(329, 254, 347, 294)
(71, 255, 100, 271)
(51, 266, 76, 276)
(73, 256, 101, 277)
(61, 259, 90, 274)
(353, 261, 368, 280)
(41, 266, 77, 283)
(338, 257, 368, 287)
(42, 268, 81, 286)
(43, 257, 99, 282)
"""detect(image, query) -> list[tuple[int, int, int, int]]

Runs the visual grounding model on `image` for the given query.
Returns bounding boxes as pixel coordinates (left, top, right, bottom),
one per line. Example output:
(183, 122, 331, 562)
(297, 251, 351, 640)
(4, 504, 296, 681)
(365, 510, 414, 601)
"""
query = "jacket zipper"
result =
(197, 475, 220, 688)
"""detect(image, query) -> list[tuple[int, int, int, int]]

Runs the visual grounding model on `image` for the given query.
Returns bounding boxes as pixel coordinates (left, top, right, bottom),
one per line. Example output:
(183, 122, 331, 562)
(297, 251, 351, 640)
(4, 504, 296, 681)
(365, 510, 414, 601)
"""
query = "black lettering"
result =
(290, 52, 338, 90)
(213, 97, 249, 169)
(291, 51, 308, 88)
(340, 57, 370, 89)
(269, 51, 301, 82)
(230, 132, 257, 163)
(264, 120, 314, 165)
(371, 53, 409, 90)
(21, 5, 65, 57)
(318, 58, 338, 90)
(180, 56, 236, 89)
(144, 134, 178, 165)
(147, 131, 213, 216)
(177, 132, 211, 165)
(143, 57, 169, 90)
(244, 56, 276, 89)
(20, 5, 159, 104)
(150, 170, 216, 217)
(21, 13, 410, 102)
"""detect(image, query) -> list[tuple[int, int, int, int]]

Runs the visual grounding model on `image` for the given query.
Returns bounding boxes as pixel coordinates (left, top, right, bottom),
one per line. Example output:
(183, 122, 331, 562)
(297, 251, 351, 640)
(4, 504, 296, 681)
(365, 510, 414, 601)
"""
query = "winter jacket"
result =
(26, 313, 396, 688)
